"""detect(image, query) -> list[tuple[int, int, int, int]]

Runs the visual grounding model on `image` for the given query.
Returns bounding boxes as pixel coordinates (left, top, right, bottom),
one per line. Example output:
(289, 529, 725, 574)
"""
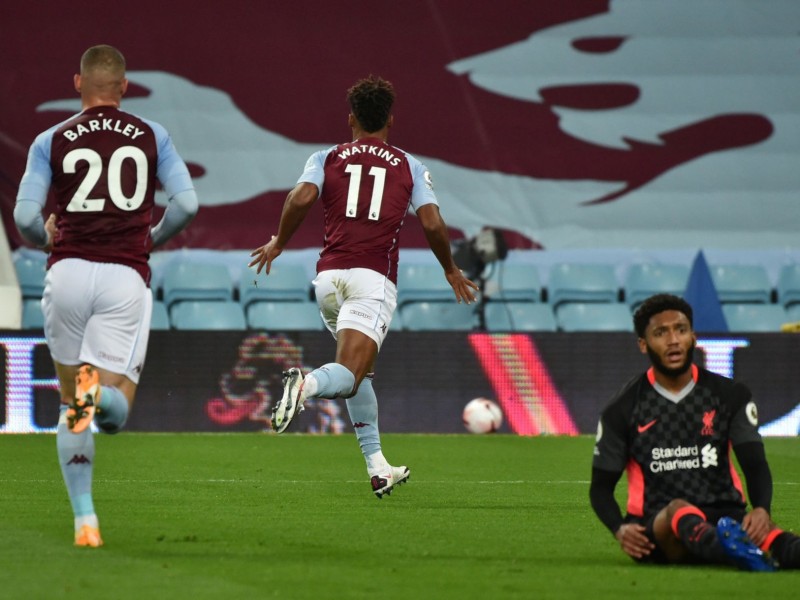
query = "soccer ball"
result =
(462, 398, 503, 434)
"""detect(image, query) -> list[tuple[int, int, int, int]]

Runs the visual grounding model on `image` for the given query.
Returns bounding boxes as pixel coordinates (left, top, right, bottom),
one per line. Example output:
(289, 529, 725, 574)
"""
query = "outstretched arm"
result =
(249, 182, 319, 275)
(415, 203, 479, 304)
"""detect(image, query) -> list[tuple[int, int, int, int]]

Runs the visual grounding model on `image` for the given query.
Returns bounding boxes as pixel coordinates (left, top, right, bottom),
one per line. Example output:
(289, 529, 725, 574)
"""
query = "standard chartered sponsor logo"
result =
(701, 443, 718, 468)
(649, 444, 717, 473)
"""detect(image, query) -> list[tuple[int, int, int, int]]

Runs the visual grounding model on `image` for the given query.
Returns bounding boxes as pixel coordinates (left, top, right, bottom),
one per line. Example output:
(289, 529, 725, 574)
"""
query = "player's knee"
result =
(341, 380, 362, 399)
(664, 498, 693, 520)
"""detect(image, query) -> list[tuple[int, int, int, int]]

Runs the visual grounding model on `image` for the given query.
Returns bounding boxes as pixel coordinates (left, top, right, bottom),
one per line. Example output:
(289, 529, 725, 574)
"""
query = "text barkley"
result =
(63, 119, 146, 142)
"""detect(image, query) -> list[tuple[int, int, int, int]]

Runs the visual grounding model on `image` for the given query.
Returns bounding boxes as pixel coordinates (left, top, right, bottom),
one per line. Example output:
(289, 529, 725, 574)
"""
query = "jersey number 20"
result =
(63, 146, 148, 212)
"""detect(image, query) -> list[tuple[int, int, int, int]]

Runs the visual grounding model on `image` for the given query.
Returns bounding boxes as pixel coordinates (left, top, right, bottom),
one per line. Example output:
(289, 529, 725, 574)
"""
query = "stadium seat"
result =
(547, 263, 619, 308)
(397, 264, 453, 306)
(170, 300, 246, 330)
(401, 301, 477, 331)
(390, 308, 404, 331)
(709, 264, 772, 304)
(14, 255, 47, 299)
(484, 302, 557, 332)
(151, 300, 171, 330)
(624, 263, 689, 309)
(555, 302, 633, 332)
(777, 264, 800, 308)
(721, 304, 788, 333)
(485, 263, 542, 302)
(240, 265, 312, 308)
(21, 299, 44, 329)
(246, 301, 323, 331)
(787, 303, 800, 323)
(161, 262, 234, 308)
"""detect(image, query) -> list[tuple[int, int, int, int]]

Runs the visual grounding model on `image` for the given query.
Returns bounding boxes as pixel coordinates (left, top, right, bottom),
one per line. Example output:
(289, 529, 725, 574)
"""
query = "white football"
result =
(462, 398, 503, 434)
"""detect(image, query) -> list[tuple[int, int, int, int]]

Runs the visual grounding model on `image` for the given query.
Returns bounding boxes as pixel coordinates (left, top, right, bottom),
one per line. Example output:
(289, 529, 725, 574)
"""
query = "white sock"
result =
(366, 451, 390, 476)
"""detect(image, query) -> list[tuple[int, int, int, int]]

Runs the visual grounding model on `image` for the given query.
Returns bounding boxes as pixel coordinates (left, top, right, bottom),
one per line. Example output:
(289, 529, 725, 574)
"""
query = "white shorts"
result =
(42, 258, 152, 384)
(313, 268, 397, 350)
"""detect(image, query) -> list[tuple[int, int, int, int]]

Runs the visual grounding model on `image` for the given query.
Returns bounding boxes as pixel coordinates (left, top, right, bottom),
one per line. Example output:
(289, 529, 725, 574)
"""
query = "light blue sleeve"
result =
(16, 129, 55, 207)
(142, 118, 198, 246)
(406, 153, 439, 212)
(150, 189, 198, 248)
(296, 148, 332, 190)
(144, 118, 195, 198)
(15, 129, 57, 247)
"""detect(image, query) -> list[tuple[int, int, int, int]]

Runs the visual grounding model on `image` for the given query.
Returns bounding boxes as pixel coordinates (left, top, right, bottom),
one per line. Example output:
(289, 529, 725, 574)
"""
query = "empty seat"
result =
(161, 262, 233, 308)
(21, 299, 44, 329)
(247, 301, 322, 331)
(787, 303, 800, 323)
(401, 301, 476, 331)
(556, 302, 632, 332)
(241, 266, 311, 308)
(484, 302, 556, 332)
(151, 300, 171, 330)
(389, 308, 404, 331)
(722, 304, 788, 333)
(624, 263, 689, 309)
(397, 264, 452, 306)
(170, 300, 246, 330)
(710, 264, 772, 304)
(14, 255, 47, 299)
(777, 264, 800, 308)
(485, 263, 542, 302)
(547, 263, 618, 308)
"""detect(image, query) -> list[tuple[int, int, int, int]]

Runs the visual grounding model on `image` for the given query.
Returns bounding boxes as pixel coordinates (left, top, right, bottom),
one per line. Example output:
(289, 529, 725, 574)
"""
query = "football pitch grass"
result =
(1, 434, 798, 599)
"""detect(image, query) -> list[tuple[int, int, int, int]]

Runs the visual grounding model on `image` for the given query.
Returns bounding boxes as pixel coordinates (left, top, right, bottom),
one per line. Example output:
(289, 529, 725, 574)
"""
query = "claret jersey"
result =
(17, 106, 194, 284)
(298, 137, 438, 284)
(593, 365, 763, 519)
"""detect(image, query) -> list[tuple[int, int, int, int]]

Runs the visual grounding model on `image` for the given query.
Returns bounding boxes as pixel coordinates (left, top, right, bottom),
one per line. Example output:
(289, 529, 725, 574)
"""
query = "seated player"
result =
(590, 293, 800, 571)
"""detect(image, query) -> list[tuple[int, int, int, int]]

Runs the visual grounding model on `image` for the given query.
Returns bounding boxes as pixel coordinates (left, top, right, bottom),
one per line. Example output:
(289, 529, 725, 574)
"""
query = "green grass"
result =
(1, 434, 798, 599)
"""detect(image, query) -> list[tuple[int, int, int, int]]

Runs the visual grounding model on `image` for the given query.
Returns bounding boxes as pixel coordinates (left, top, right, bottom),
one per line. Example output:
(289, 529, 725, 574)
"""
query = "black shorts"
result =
(625, 505, 747, 564)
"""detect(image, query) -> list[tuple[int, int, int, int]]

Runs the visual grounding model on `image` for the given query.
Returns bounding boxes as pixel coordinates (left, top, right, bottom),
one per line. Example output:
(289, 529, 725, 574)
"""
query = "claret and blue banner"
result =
(2, 1, 799, 252)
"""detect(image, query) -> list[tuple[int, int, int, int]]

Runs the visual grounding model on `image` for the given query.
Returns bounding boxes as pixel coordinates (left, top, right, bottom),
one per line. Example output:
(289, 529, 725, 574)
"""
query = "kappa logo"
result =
(353, 422, 369, 429)
(67, 454, 91, 465)
(637, 419, 657, 433)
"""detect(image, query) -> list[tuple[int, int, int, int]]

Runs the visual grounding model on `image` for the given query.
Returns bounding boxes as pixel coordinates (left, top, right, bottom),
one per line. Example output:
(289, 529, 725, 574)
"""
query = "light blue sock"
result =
(305, 363, 355, 399)
(94, 385, 129, 434)
(56, 406, 95, 519)
(345, 376, 381, 459)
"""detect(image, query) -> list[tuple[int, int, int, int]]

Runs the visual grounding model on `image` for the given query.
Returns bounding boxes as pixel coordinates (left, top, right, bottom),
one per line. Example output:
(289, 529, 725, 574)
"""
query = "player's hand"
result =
(248, 235, 282, 275)
(742, 507, 772, 547)
(615, 523, 655, 559)
(445, 268, 480, 304)
(42, 213, 57, 253)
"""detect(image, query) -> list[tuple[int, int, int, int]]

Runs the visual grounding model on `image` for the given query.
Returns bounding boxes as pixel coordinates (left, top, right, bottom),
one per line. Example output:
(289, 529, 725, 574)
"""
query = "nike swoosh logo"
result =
(637, 419, 658, 433)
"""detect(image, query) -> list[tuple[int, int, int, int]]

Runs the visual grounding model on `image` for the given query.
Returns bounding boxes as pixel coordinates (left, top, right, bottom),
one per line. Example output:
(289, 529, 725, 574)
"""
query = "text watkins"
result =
(338, 144, 401, 166)
(63, 119, 146, 142)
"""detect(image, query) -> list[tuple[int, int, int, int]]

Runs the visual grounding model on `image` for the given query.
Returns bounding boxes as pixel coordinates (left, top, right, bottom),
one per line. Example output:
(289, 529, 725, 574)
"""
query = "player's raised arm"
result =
(249, 182, 319, 275)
